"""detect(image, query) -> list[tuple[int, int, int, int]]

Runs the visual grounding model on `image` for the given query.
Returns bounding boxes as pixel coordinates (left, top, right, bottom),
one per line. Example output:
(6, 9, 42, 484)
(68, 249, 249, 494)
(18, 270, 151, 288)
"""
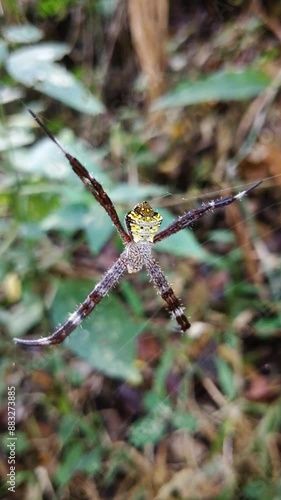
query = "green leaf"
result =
(11, 133, 107, 182)
(58, 414, 79, 444)
(51, 280, 142, 383)
(74, 448, 102, 475)
(42, 203, 89, 234)
(243, 480, 271, 499)
(208, 229, 235, 244)
(143, 392, 172, 417)
(3, 24, 43, 44)
(111, 183, 166, 204)
(0, 40, 8, 64)
(84, 203, 115, 254)
(0, 86, 23, 104)
(55, 442, 84, 485)
(6, 43, 104, 115)
(172, 411, 197, 431)
(153, 69, 271, 109)
(1, 292, 43, 338)
(254, 315, 281, 337)
(154, 347, 175, 397)
(155, 208, 210, 261)
(215, 357, 237, 399)
(0, 124, 34, 151)
(118, 281, 144, 317)
(129, 415, 166, 447)
(7, 43, 71, 80)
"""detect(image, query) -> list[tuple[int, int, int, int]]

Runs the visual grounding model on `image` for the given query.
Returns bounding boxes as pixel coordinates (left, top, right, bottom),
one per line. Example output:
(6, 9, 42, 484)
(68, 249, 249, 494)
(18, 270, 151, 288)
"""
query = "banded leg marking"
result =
(14, 255, 127, 346)
(145, 257, 190, 332)
(29, 110, 131, 245)
(154, 181, 262, 243)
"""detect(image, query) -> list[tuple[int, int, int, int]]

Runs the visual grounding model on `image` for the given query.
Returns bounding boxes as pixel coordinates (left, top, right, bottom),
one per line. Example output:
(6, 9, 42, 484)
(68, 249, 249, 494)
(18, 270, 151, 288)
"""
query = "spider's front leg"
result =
(28, 110, 131, 245)
(154, 180, 262, 243)
(14, 255, 127, 346)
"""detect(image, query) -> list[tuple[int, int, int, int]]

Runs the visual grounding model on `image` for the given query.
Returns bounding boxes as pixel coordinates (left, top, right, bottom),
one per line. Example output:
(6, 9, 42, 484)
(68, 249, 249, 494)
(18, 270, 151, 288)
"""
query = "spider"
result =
(14, 110, 262, 346)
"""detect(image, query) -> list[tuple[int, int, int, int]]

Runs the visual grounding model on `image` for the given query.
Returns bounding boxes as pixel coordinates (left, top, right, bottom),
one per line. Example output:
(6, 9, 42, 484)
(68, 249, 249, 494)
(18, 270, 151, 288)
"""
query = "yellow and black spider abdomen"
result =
(126, 201, 163, 243)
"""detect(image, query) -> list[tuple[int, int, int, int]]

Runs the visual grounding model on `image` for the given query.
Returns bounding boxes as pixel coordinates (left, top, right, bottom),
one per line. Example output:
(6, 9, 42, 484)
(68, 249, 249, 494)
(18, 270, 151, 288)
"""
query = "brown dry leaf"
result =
(2, 272, 22, 303)
(153, 441, 170, 489)
(100, 409, 125, 441)
(240, 141, 281, 185)
(250, 0, 281, 42)
(187, 278, 211, 318)
(69, 473, 101, 500)
(155, 456, 235, 499)
(168, 431, 208, 465)
(233, 309, 256, 333)
(244, 373, 281, 402)
(137, 331, 162, 364)
(158, 149, 186, 177)
(188, 328, 214, 360)
(225, 200, 263, 286)
(31, 371, 54, 391)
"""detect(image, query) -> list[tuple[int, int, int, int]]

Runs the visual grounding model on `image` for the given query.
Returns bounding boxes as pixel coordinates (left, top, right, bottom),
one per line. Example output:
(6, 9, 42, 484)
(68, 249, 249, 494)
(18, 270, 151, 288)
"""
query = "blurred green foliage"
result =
(1, 1, 281, 498)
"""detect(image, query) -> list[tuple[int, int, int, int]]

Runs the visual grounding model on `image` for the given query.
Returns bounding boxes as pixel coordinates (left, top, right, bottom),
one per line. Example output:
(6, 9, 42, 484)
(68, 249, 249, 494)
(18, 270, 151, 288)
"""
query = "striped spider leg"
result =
(154, 180, 262, 243)
(28, 110, 131, 246)
(13, 111, 262, 347)
(15, 255, 127, 345)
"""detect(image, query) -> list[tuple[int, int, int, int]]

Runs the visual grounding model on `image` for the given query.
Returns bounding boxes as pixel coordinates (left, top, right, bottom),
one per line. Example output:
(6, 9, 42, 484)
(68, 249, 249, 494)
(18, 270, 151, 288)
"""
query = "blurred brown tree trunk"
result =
(127, 0, 168, 104)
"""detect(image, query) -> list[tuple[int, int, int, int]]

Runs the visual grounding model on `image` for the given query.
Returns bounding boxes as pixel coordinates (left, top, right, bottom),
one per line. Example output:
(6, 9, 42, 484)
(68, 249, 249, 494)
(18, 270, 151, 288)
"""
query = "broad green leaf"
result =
(208, 229, 235, 244)
(58, 414, 80, 444)
(111, 183, 166, 204)
(36, 0, 77, 18)
(154, 347, 175, 397)
(84, 203, 115, 254)
(11, 134, 107, 183)
(254, 315, 281, 337)
(144, 392, 172, 416)
(172, 411, 197, 431)
(129, 415, 166, 447)
(42, 203, 89, 233)
(0, 125, 34, 151)
(0, 86, 23, 104)
(2, 292, 43, 338)
(3, 24, 43, 43)
(153, 69, 271, 109)
(74, 449, 102, 475)
(42, 198, 116, 252)
(6, 43, 104, 115)
(243, 480, 271, 499)
(118, 281, 144, 317)
(215, 357, 237, 399)
(55, 442, 84, 485)
(51, 280, 142, 383)
(155, 208, 209, 261)
(7, 43, 71, 83)
(20, 222, 45, 241)
(0, 40, 8, 64)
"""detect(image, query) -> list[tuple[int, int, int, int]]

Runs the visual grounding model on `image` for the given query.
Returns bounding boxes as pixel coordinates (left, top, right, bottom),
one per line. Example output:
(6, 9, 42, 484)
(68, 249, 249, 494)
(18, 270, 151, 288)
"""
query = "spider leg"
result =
(29, 110, 131, 245)
(14, 254, 127, 346)
(145, 256, 190, 332)
(154, 180, 262, 244)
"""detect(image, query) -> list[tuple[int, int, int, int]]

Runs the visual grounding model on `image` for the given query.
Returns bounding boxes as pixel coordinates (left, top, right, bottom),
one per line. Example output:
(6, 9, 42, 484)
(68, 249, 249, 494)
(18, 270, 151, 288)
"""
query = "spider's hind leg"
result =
(145, 256, 190, 332)
(14, 254, 127, 346)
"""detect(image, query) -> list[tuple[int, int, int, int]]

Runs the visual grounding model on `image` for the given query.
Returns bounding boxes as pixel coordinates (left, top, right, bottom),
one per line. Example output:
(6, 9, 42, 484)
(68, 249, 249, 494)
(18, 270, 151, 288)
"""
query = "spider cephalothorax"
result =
(14, 110, 262, 347)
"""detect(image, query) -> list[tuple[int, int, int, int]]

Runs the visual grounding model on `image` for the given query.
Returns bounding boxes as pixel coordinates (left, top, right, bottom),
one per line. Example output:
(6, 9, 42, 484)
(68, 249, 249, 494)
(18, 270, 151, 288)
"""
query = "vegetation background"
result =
(1, 0, 281, 498)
